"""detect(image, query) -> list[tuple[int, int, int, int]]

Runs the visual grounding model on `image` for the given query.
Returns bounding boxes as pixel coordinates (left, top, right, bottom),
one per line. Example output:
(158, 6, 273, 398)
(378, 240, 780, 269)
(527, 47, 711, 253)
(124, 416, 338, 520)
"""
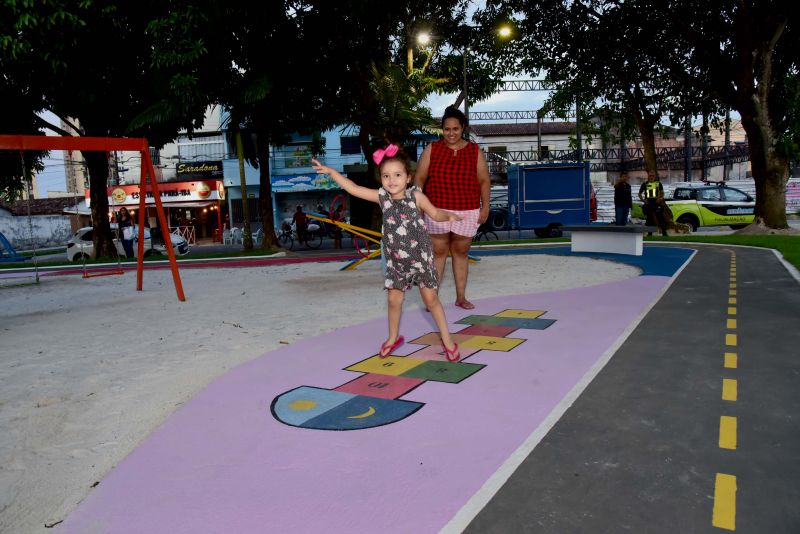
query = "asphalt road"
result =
(464, 244, 800, 533)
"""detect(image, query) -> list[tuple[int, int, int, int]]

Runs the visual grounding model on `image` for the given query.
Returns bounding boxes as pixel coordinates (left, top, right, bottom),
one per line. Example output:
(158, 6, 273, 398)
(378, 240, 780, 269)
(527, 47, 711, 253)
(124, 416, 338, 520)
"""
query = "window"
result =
(340, 136, 361, 155)
(177, 133, 225, 160)
(673, 189, 694, 200)
(698, 188, 721, 201)
(723, 187, 750, 202)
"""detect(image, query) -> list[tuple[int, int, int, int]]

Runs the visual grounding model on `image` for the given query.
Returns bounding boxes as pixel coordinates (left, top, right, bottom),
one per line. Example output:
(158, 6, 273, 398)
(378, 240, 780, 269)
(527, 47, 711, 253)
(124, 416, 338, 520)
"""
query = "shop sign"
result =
(176, 160, 223, 179)
(108, 180, 224, 205)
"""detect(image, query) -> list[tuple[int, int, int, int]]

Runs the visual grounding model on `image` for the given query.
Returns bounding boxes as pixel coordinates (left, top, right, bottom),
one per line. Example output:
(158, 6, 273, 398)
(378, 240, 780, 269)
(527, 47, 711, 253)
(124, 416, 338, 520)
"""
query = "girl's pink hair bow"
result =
(373, 143, 399, 165)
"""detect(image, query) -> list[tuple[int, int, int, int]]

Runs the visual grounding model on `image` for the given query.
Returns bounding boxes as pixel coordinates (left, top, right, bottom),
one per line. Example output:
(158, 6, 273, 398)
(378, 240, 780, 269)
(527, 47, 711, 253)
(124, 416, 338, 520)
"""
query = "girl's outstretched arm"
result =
(311, 159, 379, 204)
(413, 190, 462, 222)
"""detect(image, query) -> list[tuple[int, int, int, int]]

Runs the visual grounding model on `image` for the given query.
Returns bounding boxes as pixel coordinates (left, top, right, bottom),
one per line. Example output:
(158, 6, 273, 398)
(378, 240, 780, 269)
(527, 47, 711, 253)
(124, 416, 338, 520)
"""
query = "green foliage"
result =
(367, 63, 438, 145)
(650, 234, 800, 270)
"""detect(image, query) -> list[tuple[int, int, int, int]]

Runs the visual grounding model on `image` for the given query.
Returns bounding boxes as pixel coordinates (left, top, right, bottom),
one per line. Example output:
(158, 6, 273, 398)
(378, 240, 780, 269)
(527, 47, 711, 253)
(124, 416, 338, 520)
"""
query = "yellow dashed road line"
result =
(713, 474, 737, 530)
(714, 253, 739, 529)
(722, 379, 738, 401)
(719, 416, 737, 449)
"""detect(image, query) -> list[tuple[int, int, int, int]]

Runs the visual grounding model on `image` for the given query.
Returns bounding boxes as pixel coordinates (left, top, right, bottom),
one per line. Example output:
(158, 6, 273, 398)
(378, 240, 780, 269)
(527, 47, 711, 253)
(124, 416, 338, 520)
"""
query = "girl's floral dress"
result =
(379, 187, 439, 291)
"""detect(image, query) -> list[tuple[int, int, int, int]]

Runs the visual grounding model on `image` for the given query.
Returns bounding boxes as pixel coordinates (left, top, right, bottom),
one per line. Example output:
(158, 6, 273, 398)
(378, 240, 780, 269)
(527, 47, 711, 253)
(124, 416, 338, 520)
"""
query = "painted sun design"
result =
(288, 399, 317, 411)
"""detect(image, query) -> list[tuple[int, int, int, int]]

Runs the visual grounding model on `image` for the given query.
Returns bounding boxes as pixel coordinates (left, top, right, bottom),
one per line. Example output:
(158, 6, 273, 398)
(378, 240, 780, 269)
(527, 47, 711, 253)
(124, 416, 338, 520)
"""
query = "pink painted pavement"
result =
(61, 274, 672, 533)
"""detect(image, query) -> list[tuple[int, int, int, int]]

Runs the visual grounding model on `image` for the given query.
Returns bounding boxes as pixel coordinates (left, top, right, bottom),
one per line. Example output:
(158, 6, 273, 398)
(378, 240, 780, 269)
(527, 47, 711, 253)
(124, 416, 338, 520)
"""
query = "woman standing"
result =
(414, 106, 491, 310)
(117, 207, 135, 258)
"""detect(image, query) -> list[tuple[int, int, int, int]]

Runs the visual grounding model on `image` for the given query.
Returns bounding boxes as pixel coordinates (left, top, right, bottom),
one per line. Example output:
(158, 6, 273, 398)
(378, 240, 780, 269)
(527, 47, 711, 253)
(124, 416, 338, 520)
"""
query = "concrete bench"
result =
(561, 225, 657, 256)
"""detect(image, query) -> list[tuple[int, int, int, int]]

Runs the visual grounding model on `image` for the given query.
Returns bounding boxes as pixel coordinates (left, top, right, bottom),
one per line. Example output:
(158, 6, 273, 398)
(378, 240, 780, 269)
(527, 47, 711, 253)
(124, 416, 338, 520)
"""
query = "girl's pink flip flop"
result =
(379, 336, 404, 358)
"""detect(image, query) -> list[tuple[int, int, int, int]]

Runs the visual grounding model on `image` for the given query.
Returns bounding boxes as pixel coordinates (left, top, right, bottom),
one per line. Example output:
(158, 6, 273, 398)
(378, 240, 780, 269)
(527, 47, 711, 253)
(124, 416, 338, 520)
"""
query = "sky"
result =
(36, 111, 69, 198)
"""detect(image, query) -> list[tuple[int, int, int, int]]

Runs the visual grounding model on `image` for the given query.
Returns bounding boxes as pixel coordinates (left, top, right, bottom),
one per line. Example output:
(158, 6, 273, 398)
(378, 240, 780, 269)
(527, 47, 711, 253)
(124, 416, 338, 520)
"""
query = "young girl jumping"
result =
(311, 145, 462, 362)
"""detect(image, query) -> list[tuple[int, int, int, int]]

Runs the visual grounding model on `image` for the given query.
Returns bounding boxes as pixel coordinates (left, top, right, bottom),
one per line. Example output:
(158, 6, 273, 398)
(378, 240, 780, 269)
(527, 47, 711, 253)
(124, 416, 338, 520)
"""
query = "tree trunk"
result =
(352, 127, 380, 231)
(256, 130, 278, 249)
(83, 150, 117, 258)
(629, 103, 659, 177)
(729, 5, 788, 229)
(234, 125, 254, 250)
(738, 103, 789, 229)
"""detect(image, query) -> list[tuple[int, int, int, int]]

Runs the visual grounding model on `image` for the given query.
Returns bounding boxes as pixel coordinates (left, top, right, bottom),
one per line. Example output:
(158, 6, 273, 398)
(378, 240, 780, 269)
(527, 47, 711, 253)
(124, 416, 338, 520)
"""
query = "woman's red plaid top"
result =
(423, 140, 481, 211)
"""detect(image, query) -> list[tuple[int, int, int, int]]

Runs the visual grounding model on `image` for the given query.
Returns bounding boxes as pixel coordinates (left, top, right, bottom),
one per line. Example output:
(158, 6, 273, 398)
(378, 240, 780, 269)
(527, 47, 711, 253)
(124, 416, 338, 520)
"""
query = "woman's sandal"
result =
(455, 300, 475, 310)
(443, 342, 461, 362)
(379, 336, 404, 358)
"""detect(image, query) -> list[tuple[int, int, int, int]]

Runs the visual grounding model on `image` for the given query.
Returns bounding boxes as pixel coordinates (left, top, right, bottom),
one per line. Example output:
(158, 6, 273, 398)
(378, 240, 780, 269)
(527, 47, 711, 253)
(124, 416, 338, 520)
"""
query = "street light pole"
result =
(463, 44, 470, 134)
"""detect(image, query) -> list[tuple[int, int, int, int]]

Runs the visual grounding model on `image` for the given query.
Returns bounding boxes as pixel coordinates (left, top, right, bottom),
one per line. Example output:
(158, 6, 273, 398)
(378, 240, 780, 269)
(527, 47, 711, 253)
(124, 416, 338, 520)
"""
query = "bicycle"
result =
(303, 223, 324, 249)
(473, 222, 498, 242)
(278, 223, 294, 250)
(277, 222, 324, 250)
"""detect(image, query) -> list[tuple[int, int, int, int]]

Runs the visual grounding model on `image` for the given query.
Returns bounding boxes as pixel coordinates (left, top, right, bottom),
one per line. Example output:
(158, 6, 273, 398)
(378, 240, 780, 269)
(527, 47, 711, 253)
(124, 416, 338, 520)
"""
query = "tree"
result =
(648, 0, 798, 229)
(291, 0, 478, 229)
(480, 1, 709, 179)
(485, 0, 798, 229)
(0, 1, 83, 200)
(2, 1, 213, 256)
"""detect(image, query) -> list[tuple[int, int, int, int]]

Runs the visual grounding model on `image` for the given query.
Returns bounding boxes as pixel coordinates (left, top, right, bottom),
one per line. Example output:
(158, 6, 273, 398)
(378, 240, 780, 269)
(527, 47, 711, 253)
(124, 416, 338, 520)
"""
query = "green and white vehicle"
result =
(632, 183, 755, 231)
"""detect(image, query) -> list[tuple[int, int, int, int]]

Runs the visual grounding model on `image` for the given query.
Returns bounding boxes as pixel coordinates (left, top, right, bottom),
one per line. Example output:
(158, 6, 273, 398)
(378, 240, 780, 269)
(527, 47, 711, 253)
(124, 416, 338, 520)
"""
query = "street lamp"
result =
(411, 31, 432, 74)
(462, 24, 513, 133)
(415, 24, 512, 133)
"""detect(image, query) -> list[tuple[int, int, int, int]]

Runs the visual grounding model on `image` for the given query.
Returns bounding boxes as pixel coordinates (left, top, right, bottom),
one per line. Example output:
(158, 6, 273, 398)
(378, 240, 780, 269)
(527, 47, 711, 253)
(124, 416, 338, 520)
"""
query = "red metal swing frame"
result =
(0, 135, 186, 301)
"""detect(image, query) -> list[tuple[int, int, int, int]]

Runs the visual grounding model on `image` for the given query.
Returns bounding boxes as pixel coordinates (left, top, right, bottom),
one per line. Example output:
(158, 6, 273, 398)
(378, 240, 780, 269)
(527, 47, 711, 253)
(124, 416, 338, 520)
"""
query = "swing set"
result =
(0, 135, 186, 301)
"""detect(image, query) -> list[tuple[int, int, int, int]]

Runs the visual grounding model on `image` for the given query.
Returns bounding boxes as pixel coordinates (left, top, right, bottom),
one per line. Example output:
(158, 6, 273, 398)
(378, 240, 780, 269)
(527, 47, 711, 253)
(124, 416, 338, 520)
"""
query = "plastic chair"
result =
(222, 229, 233, 245)
(231, 227, 243, 244)
(252, 228, 263, 243)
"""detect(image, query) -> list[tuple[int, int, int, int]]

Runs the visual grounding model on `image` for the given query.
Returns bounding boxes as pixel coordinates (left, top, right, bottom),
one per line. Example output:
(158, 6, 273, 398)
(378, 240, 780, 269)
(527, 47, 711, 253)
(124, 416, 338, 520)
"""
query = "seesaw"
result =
(306, 213, 480, 271)
(306, 213, 382, 270)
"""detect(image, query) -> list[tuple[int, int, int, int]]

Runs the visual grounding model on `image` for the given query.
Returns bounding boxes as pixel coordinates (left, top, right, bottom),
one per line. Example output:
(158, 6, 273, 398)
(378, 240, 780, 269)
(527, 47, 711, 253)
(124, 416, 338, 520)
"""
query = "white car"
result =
(66, 226, 189, 262)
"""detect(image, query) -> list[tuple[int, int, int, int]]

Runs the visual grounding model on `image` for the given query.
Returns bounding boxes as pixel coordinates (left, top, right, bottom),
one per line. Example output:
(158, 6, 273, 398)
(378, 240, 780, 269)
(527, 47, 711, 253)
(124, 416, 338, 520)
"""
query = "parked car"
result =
(631, 183, 755, 231)
(66, 226, 189, 261)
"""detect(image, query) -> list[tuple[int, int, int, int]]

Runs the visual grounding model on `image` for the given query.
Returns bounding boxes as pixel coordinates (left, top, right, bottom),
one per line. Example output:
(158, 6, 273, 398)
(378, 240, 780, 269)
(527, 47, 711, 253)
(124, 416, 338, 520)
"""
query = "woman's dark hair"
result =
(442, 105, 468, 129)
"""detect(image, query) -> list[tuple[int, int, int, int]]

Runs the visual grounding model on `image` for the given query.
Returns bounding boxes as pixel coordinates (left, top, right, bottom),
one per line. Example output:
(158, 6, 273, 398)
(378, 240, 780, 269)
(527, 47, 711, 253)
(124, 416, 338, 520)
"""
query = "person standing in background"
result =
(414, 106, 491, 310)
(117, 207, 135, 258)
(638, 172, 668, 236)
(614, 171, 633, 226)
(331, 204, 344, 249)
(292, 205, 309, 247)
